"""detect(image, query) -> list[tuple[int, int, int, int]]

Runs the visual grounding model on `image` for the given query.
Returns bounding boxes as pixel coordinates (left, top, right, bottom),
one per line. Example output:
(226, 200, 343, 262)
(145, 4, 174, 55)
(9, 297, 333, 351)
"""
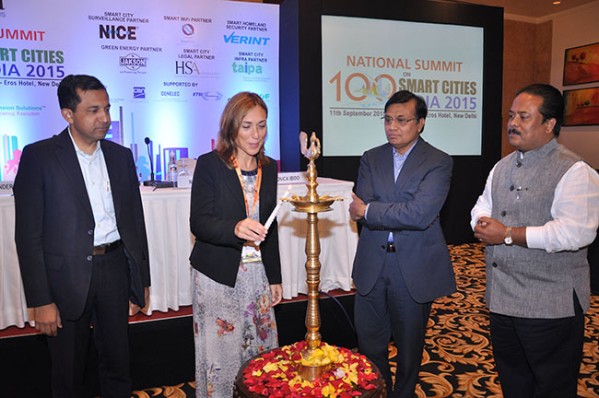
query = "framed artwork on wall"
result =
(563, 87, 599, 126)
(563, 42, 599, 86)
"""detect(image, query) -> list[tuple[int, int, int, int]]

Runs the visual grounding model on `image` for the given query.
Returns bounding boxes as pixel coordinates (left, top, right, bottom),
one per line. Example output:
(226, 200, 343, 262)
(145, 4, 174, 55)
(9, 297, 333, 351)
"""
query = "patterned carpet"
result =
(131, 243, 599, 397)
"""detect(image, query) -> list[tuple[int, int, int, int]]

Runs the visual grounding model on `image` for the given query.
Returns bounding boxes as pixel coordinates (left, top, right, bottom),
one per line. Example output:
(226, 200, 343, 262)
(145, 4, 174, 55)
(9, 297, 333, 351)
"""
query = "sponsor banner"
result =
(0, 0, 279, 181)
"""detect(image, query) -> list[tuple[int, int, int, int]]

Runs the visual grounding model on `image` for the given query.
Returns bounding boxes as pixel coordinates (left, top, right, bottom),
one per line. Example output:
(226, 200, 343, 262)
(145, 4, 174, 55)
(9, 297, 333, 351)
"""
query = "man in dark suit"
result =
(13, 74, 150, 398)
(349, 90, 456, 398)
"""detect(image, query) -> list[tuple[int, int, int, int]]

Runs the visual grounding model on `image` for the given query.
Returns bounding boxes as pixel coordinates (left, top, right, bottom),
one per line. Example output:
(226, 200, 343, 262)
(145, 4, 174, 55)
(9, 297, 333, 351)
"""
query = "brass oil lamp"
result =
(283, 132, 343, 380)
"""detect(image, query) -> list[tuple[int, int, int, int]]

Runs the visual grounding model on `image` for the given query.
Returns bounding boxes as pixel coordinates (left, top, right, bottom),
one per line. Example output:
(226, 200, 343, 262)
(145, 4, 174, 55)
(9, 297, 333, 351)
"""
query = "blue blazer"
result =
(13, 129, 150, 319)
(352, 137, 455, 303)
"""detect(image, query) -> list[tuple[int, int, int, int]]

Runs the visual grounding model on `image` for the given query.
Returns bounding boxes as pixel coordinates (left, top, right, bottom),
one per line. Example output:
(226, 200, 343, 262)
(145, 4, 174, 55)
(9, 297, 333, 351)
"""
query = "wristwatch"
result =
(504, 226, 513, 246)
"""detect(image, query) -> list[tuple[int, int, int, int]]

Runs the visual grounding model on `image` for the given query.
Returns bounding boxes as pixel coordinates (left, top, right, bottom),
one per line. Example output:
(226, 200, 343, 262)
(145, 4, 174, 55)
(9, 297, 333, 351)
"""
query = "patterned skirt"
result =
(192, 262, 278, 398)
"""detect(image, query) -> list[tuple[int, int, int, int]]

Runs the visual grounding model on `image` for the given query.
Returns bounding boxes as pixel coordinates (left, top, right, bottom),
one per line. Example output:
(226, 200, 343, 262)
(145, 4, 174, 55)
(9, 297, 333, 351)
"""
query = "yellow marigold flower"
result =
(312, 348, 325, 359)
(299, 343, 345, 366)
(278, 364, 289, 372)
(288, 375, 303, 386)
(288, 375, 314, 388)
(252, 370, 263, 377)
(324, 344, 343, 363)
(343, 371, 358, 385)
(322, 384, 338, 397)
(263, 362, 280, 373)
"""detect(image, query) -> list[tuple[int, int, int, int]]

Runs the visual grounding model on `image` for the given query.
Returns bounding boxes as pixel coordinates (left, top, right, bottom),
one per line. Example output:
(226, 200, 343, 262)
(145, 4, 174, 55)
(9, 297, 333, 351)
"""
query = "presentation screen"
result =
(322, 15, 484, 156)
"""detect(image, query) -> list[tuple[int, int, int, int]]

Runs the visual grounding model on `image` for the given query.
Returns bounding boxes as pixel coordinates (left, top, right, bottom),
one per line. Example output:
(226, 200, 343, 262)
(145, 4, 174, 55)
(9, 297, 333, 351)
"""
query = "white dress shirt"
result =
(471, 159, 599, 253)
(68, 130, 120, 246)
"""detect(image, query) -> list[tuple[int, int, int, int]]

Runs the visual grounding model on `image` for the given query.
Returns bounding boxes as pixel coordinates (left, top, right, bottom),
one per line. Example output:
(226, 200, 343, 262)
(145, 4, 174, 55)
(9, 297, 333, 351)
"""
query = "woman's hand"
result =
(235, 218, 267, 242)
(270, 284, 283, 306)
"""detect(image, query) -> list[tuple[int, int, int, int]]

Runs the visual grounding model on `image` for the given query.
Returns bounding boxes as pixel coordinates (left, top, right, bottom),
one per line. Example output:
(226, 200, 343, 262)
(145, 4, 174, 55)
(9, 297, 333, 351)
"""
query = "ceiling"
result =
(455, 0, 598, 18)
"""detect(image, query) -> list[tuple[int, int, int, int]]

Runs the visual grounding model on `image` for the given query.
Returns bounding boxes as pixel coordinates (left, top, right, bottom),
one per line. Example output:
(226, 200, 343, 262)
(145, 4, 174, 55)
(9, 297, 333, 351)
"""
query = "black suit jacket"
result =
(189, 150, 281, 287)
(13, 129, 150, 320)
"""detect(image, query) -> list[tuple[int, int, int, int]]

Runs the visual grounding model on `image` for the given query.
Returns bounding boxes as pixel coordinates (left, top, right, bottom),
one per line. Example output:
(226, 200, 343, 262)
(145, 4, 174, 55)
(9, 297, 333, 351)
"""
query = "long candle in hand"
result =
(255, 186, 291, 245)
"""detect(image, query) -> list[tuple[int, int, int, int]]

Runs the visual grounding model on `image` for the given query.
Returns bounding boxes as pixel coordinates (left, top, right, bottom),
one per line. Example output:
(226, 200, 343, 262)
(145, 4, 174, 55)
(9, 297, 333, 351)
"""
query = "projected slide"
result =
(322, 16, 483, 156)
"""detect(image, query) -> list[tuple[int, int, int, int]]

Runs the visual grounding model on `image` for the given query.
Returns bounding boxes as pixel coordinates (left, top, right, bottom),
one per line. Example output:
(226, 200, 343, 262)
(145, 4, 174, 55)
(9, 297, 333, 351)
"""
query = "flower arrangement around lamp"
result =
(241, 341, 380, 397)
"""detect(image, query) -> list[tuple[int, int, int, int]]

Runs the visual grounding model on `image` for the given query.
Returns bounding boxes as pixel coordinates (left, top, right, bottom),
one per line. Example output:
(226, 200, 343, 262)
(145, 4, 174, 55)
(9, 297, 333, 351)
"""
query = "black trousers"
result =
(489, 293, 584, 398)
(355, 252, 431, 398)
(47, 247, 131, 398)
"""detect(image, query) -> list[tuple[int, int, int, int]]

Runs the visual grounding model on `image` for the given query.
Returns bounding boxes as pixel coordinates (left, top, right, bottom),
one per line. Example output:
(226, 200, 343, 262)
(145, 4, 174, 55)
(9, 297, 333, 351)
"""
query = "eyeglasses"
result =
(382, 116, 418, 126)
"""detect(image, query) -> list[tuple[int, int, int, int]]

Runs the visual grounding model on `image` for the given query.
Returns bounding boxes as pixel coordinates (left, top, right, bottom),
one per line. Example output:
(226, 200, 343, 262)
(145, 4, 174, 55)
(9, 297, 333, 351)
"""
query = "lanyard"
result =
(232, 156, 262, 217)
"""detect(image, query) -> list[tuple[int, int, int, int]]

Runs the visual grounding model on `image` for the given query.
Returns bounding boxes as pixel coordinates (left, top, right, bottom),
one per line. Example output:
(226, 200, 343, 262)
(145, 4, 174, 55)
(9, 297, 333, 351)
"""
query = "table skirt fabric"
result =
(0, 177, 358, 329)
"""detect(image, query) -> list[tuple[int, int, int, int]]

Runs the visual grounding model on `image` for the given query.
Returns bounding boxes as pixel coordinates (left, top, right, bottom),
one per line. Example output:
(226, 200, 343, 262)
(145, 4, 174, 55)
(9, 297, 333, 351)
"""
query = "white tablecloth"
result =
(0, 196, 29, 329)
(139, 187, 195, 315)
(0, 178, 358, 329)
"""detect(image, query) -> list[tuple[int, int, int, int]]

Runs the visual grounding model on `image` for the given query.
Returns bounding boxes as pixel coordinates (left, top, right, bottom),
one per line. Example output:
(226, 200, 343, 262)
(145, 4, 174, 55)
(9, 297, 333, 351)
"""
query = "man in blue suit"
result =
(349, 90, 456, 398)
(14, 75, 150, 398)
